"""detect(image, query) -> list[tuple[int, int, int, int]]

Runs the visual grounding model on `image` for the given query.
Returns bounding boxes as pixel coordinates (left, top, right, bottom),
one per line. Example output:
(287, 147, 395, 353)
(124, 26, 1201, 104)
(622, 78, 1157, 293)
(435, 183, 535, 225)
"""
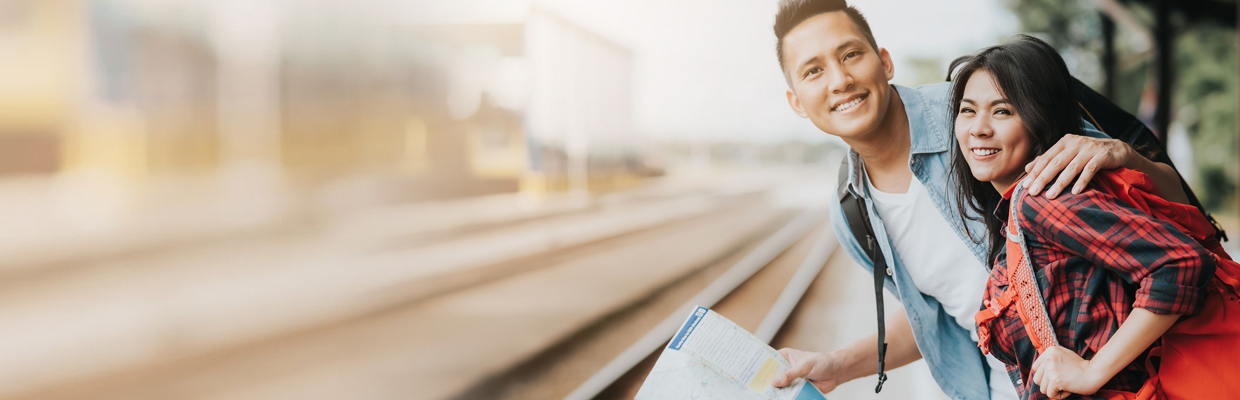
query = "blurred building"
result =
(418, 5, 644, 197)
(0, 0, 647, 214)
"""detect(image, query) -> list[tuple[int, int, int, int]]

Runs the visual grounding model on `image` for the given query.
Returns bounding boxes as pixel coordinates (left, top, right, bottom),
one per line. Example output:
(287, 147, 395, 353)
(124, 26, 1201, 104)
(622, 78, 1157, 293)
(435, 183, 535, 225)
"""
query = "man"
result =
(765, 1, 1191, 399)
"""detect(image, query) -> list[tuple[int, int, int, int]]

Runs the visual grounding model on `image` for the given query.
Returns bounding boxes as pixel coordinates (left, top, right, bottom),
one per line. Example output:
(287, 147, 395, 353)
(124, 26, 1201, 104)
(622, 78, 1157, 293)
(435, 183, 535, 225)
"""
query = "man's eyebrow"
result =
(794, 39, 867, 74)
(795, 55, 823, 73)
(835, 39, 865, 52)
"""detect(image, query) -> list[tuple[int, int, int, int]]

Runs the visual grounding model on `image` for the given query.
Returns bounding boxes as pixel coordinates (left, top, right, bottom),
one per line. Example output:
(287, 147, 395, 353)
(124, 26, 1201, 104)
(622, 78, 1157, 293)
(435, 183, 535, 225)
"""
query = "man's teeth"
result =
(833, 96, 863, 111)
(972, 149, 999, 156)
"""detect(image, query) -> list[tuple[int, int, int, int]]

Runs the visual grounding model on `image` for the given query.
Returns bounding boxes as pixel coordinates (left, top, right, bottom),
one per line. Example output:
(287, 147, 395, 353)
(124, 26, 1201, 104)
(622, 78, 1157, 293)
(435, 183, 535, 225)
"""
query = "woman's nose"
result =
(969, 118, 992, 137)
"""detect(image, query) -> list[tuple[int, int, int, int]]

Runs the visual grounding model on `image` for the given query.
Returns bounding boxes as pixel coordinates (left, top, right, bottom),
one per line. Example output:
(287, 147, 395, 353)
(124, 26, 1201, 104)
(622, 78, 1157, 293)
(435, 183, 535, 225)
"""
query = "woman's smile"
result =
(970, 147, 1001, 159)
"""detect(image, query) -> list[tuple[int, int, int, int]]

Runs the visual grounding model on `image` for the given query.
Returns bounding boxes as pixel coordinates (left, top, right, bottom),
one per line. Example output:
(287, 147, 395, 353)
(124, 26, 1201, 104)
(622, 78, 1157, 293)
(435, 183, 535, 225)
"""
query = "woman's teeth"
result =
(972, 148, 999, 156)
(833, 96, 864, 111)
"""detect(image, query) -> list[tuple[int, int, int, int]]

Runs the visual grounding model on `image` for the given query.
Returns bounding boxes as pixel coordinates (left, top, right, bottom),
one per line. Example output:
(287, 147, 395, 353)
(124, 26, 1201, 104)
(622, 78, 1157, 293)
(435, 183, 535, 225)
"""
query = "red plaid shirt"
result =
(980, 181, 1215, 400)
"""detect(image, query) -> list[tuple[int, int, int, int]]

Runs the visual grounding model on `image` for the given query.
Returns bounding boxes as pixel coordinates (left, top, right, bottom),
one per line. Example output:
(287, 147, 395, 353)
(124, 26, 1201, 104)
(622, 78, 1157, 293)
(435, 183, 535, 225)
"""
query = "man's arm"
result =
(770, 307, 921, 394)
(1023, 135, 1189, 204)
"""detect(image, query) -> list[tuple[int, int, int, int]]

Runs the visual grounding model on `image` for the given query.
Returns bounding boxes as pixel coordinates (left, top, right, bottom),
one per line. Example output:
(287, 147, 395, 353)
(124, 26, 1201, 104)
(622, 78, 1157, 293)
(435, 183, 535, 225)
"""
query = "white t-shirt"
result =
(867, 175, 1017, 400)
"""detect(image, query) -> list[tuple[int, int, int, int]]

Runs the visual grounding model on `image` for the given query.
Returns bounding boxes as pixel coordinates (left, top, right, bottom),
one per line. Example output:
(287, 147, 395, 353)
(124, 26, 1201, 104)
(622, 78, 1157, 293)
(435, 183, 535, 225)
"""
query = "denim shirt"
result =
(827, 82, 1106, 400)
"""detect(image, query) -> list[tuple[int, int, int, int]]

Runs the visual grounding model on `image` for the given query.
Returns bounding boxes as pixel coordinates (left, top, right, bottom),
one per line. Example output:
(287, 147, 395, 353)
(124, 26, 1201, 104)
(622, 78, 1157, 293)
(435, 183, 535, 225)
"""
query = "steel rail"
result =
(562, 208, 836, 400)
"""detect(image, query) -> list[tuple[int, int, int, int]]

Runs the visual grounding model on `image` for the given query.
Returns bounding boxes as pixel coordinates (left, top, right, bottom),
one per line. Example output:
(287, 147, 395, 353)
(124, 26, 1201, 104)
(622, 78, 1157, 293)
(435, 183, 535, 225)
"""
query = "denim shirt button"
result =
(886, 267, 893, 276)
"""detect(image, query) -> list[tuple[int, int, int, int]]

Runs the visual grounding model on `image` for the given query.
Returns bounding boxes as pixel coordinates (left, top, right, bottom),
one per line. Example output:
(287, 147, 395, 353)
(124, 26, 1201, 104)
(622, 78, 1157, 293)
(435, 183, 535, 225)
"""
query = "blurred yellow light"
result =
(405, 118, 428, 174)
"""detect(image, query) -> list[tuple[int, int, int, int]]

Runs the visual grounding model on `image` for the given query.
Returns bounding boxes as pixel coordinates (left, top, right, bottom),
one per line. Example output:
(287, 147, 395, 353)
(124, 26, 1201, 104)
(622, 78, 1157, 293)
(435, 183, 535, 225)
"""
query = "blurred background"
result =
(0, 0, 1234, 399)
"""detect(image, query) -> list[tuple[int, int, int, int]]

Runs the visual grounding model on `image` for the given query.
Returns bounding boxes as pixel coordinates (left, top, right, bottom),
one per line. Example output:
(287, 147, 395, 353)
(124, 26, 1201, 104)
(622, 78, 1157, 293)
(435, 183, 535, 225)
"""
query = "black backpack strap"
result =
(838, 158, 889, 393)
(1072, 77, 1227, 242)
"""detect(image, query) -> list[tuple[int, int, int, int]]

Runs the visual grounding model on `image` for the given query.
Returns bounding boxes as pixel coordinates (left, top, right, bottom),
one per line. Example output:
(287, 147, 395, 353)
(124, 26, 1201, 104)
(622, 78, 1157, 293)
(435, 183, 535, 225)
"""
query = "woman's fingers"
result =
(1031, 347, 1083, 399)
(1030, 149, 1079, 197)
(1072, 157, 1102, 195)
(1038, 368, 1057, 397)
(1030, 359, 1045, 389)
(1026, 142, 1068, 195)
(1043, 155, 1087, 199)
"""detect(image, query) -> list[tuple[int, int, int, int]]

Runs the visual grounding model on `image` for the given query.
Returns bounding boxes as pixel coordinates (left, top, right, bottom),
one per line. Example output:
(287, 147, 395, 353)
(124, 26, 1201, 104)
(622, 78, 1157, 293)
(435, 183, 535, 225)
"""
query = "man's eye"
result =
(804, 67, 822, 77)
(844, 51, 861, 60)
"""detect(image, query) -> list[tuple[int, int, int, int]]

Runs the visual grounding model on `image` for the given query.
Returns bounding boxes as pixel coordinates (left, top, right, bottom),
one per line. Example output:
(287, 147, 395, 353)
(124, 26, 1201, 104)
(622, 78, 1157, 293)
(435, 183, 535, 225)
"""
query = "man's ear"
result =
(879, 47, 895, 81)
(786, 89, 808, 118)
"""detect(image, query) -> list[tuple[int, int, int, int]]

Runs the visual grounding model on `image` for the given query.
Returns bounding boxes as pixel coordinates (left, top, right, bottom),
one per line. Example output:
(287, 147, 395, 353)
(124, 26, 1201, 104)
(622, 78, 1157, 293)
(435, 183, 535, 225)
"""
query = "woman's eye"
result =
(994, 108, 1011, 116)
(959, 107, 975, 114)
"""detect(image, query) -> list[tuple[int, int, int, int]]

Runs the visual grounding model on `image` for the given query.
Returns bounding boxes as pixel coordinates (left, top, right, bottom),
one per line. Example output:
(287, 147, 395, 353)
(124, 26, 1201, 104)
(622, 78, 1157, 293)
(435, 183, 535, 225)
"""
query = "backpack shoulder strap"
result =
(837, 157, 890, 392)
(1005, 180, 1060, 354)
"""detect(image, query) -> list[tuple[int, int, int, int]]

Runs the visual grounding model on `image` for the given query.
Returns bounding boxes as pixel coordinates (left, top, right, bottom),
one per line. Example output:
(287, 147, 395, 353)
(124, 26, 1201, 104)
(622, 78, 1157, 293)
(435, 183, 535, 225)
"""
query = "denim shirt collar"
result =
(838, 84, 949, 200)
(899, 84, 951, 155)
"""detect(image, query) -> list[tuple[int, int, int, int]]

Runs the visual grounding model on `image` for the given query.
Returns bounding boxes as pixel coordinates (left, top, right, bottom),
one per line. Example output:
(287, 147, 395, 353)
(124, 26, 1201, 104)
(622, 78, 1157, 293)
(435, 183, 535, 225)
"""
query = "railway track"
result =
(2, 168, 950, 400)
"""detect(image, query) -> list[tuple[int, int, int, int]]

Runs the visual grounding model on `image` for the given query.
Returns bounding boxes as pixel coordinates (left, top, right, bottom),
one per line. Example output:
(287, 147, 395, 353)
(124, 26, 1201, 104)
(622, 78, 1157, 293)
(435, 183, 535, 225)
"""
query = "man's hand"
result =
(1029, 346, 1106, 399)
(769, 308, 922, 394)
(770, 348, 848, 394)
(1024, 134, 1135, 199)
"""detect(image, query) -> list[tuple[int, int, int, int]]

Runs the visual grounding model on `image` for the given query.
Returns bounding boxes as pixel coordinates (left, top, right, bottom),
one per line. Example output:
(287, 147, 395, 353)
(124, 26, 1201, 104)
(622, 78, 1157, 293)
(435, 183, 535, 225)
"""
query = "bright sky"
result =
(417, 0, 1022, 144)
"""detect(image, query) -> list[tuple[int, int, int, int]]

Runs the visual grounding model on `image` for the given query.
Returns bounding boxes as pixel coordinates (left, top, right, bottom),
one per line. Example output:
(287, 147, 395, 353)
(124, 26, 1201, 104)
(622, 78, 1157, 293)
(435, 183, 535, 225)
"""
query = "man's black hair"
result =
(774, 0, 879, 76)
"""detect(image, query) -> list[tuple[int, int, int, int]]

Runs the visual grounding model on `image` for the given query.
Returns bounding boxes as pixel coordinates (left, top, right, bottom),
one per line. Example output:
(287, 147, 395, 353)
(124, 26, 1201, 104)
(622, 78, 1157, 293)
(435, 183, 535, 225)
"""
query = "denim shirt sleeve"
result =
(1081, 119, 1109, 139)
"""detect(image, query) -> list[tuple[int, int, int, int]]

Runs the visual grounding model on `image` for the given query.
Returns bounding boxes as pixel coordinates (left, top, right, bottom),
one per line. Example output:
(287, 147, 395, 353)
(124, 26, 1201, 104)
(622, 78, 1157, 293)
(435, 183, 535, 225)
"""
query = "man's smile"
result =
(831, 93, 869, 112)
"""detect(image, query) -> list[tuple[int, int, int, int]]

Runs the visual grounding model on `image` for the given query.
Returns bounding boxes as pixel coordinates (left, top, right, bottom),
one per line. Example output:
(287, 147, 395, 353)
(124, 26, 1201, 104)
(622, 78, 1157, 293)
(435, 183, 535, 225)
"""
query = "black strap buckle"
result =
(1209, 214, 1229, 242)
(875, 343, 888, 393)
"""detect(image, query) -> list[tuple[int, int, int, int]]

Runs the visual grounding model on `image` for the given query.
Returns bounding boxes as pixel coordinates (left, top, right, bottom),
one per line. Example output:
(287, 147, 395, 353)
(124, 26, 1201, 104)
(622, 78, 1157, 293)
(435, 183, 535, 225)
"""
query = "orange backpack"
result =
(974, 169, 1240, 400)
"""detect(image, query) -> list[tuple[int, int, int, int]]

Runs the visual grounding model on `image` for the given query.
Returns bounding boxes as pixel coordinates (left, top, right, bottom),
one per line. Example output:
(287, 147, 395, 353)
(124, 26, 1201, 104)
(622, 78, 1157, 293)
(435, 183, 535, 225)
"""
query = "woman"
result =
(950, 35, 1238, 400)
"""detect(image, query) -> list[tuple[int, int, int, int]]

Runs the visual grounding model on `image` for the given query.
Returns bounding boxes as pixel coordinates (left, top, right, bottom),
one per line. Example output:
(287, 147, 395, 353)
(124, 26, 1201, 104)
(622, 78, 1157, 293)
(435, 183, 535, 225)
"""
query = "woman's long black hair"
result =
(948, 35, 1085, 265)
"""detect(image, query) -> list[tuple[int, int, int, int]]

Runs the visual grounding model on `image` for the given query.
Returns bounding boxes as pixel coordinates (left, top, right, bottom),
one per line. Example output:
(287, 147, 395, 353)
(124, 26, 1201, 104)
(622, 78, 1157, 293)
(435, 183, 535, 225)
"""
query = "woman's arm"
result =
(1028, 308, 1179, 398)
(1023, 135, 1189, 204)
(1017, 188, 1214, 316)
(1122, 150, 1190, 204)
(1014, 186, 1214, 398)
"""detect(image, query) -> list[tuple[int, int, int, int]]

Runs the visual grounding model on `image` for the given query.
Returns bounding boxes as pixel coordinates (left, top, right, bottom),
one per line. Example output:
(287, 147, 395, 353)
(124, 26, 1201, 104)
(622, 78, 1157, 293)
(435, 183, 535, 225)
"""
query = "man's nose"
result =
(826, 65, 852, 93)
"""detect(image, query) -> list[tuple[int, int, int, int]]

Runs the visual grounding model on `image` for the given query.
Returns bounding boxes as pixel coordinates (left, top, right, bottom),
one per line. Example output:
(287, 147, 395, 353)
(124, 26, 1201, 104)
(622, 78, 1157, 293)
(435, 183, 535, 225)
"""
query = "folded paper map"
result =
(635, 306, 827, 400)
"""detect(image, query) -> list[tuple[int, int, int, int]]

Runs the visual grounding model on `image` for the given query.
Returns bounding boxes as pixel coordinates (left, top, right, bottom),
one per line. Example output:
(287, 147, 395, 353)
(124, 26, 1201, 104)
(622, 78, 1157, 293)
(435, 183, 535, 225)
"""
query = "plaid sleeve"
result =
(1014, 188, 1215, 315)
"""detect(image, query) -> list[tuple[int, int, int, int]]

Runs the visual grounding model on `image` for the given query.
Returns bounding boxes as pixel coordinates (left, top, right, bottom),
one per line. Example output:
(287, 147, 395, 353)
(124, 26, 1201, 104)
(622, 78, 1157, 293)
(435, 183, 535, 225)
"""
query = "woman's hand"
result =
(1024, 134, 1189, 203)
(1029, 346, 1106, 399)
(1024, 134, 1134, 199)
(771, 348, 848, 394)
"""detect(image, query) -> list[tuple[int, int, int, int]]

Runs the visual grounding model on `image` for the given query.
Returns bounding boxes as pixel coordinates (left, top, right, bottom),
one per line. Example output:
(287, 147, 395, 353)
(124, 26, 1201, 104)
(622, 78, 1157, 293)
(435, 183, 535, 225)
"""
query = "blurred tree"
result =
(1176, 25, 1239, 211)
(1004, 0, 1238, 212)
(1005, 0, 1099, 49)
(1003, 0, 1105, 87)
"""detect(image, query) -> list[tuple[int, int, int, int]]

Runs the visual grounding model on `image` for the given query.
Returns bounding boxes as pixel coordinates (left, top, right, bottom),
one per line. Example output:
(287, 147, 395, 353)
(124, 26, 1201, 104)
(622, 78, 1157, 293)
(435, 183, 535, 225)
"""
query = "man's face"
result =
(782, 12, 894, 139)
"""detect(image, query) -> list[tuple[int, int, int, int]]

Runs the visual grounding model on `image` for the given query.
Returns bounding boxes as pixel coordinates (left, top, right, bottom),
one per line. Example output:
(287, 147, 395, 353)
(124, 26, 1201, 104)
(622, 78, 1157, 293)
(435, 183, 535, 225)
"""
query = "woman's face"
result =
(955, 69, 1033, 193)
